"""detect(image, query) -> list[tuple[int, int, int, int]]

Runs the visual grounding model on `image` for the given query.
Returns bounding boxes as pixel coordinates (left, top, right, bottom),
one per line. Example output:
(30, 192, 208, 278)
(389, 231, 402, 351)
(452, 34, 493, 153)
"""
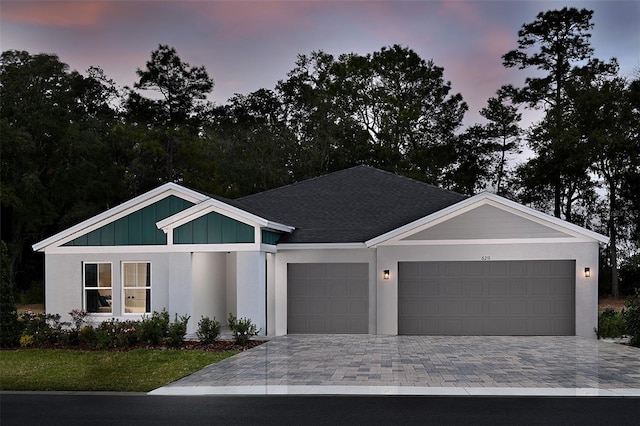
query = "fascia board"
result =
(157, 198, 294, 233)
(276, 243, 367, 250)
(32, 183, 208, 252)
(366, 192, 609, 247)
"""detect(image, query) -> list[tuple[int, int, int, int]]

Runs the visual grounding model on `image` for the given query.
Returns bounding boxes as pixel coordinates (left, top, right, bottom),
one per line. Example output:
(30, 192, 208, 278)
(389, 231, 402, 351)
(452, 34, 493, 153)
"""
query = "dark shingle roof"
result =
(233, 166, 467, 244)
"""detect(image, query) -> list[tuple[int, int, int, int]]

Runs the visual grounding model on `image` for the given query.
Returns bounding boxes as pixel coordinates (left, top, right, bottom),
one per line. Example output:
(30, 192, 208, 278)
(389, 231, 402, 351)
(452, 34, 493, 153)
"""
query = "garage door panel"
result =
(288, 263, 368, 334)
(399, 260, 575, 335)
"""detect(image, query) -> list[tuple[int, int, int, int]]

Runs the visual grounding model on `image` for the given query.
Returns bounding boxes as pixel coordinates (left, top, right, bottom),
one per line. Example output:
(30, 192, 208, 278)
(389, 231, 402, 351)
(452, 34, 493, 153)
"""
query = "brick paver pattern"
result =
(168, 336, 640, 389)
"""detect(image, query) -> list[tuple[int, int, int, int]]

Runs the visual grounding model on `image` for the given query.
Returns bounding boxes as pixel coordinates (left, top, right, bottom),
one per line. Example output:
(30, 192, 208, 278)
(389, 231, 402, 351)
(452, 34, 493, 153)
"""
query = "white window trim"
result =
(121, 261, 152, 316)
(82, 261, 113, 316)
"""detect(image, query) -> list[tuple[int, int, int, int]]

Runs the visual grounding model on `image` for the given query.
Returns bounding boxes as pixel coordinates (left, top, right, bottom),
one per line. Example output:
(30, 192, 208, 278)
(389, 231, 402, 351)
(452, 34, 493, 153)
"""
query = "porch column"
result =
(235, 251, 267, 336)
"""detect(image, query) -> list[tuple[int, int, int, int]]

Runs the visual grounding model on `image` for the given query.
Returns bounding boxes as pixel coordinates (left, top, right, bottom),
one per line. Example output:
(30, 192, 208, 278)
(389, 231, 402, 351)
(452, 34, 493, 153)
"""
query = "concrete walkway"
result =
(150, 335, 640, 397)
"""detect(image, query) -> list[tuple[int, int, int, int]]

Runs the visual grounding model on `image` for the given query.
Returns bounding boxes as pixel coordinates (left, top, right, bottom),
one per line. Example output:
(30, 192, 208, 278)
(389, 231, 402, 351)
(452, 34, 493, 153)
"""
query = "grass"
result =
(0, 348, 238, 392)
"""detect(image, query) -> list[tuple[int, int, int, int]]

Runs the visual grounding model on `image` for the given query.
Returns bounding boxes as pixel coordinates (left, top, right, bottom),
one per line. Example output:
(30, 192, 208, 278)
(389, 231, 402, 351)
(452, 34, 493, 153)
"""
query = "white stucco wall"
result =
(191, 252, 227, 331)
(43, 251, 181, 326)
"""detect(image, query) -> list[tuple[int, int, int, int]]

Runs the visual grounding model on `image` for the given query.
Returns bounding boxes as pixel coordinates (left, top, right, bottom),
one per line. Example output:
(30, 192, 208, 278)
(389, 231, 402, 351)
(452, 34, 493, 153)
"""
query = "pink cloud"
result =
(438, 0, 485, 28)
(190, 1, 322, 39)
(2, 1, 110, 27)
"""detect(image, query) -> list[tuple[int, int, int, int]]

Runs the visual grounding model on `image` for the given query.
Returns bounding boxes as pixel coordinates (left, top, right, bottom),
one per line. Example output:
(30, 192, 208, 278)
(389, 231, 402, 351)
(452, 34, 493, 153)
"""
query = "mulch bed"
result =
(2, 340, 266, 352)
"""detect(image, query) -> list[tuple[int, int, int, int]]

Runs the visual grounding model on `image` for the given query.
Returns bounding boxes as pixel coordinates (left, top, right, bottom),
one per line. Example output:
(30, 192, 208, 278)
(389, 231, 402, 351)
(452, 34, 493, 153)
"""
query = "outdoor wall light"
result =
(383, 270, 390, 280)
(584, 267, 591, 278)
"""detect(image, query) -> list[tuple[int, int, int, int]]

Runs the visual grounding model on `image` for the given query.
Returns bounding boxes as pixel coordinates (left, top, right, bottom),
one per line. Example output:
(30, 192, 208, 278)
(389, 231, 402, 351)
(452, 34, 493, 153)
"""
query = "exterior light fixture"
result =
(584, 267, 591, 278)
(383, 270, 390, 280)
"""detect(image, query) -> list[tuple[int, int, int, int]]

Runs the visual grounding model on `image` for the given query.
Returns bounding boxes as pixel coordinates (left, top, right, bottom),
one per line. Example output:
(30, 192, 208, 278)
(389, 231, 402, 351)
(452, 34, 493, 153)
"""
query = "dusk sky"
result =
(2, 0, 639, 125)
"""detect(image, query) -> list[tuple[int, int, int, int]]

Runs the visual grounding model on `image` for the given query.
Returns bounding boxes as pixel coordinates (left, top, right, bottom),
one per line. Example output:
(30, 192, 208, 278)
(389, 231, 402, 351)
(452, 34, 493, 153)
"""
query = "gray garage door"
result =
(398, 260, 575, 335)
(288, 263, 368, 334)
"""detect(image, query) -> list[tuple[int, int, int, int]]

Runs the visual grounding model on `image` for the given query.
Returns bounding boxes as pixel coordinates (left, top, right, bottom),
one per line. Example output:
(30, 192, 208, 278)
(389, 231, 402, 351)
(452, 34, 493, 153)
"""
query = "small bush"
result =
(20, 334, 34, 347)
(624, 289, 640, 347)
(115, 320, 140, 348)
(596, 308, 627, 339)
(197, 316, 221, 344)
(20, 312, 66, 346)
(227, 313, 259, 345)
(79, 326, 97, 346)
(69, 309, 88, 331)
(139, 310, 170, 345)
(166, 314, 190, 348)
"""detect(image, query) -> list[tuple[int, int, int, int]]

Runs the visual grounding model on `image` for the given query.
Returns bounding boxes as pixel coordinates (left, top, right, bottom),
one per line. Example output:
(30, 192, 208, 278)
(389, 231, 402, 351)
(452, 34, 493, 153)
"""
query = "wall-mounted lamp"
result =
(383, 270, 390, 280)
(584, 267, 591, 278)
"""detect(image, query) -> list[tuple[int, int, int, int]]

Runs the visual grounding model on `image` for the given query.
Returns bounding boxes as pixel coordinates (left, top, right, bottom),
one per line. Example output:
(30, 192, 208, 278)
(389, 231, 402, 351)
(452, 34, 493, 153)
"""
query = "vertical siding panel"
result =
(114, 218, 128, 245)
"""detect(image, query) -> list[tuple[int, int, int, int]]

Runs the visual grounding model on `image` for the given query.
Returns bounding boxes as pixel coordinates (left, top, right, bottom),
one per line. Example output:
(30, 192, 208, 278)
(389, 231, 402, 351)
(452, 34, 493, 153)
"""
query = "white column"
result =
(235, 251, 267, 336)
(168, 252, 193, 331)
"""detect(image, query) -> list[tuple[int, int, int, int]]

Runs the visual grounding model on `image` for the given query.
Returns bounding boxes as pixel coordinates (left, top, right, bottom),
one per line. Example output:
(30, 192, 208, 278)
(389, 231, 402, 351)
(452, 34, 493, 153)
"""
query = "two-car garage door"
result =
(398, 260, 575, 335)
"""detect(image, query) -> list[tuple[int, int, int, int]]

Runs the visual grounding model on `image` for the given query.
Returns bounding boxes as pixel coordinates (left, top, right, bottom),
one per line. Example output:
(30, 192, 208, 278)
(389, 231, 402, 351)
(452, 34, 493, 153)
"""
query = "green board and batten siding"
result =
(64, 196, 194, 246)
(262, 230, 281, 245)
(63, 195, 283, 246)
(174, 211, 255, 244)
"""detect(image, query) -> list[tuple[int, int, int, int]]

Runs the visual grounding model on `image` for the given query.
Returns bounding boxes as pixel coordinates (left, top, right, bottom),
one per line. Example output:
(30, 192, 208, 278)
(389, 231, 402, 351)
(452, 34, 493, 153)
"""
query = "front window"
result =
(122, 262, 151, 314)
(84, 263, 112, 313)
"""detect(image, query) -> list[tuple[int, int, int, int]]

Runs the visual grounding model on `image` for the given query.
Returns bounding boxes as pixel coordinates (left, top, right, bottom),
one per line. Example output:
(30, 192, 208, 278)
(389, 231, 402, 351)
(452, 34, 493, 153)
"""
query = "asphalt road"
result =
(1, 393, 639, 426)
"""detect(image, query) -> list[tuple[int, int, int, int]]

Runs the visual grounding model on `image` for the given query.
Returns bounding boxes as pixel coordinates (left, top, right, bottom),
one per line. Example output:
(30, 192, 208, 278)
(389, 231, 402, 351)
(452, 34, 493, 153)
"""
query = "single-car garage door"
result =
(288, 263, 368, 334)
(398, 260, 575, 335)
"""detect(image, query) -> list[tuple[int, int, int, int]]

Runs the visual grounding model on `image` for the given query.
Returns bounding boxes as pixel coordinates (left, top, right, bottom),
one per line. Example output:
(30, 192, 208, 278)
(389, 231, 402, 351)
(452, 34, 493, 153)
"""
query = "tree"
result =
(277, 51, 370, 180)
(205, 89, 296, 197)
(571, 72, 640, 297)
(0, 241, 21, 347)
(445, 125, 494, 195)
(332, 45, 467, 184)
(479, 88, 522, 195)
(1, 50, 121, 291)
(503, 7, 613, 219)
(124, 45, 214, 186)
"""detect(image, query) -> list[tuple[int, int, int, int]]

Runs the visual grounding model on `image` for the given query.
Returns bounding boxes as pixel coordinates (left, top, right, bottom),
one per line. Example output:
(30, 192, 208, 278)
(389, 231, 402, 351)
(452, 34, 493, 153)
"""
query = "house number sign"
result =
(481, 256, 491, 261)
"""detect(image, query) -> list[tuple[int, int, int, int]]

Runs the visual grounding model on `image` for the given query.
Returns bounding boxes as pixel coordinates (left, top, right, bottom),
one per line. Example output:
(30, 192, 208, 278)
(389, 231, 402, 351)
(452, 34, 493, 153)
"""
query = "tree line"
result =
(1, 7, 638, 297)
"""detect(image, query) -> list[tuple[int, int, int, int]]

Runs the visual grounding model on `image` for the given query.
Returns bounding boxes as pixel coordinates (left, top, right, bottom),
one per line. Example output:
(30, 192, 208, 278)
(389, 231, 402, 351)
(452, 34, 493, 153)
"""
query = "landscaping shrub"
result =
(10, 308, 196, 349)
(596, 308, 627, 339)
(166, 314, 190, 347)
(197, 316, 221, 344)
(139, 309, 170, 345)
(624, 289, 640, 347)
(20, 312, 65, 346)
(79, 326, 97, 347)
(227, 313, 259, 345)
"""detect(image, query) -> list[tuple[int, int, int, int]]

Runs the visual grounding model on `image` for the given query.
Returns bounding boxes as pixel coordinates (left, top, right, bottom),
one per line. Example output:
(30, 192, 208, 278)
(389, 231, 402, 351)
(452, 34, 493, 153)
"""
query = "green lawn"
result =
(0, 349, 237, 392)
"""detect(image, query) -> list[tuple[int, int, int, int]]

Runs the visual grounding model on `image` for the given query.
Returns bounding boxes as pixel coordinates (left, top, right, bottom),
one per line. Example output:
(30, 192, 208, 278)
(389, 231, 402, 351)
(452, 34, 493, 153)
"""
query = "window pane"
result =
(123, 263, 150, 288)
(85, 264, 98, 287)
(124, 289, 150, 314)
(98, 264, 112, 288)
(85, 289, 112, 313)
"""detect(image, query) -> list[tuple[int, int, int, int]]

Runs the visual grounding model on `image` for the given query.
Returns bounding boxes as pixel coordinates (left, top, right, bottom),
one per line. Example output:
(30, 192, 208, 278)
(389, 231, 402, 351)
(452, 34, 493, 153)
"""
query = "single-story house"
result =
(33, 166, 608, 338)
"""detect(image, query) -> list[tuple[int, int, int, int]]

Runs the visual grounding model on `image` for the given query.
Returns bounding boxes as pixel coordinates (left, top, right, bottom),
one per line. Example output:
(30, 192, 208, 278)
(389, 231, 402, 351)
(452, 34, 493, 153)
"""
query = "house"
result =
(33, 166, 608, 338)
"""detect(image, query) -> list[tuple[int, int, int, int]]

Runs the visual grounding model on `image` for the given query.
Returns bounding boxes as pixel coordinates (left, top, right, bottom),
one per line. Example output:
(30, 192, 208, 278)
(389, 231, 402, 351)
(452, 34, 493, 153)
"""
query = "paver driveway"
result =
(151, 336, 640, 396)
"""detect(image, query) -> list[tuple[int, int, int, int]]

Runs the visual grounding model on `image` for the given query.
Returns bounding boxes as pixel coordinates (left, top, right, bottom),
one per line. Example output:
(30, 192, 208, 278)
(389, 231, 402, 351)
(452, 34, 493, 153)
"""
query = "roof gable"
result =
(403, 204, 570, 240)
(32, 183, 208, 252)
(368, 192, 609, 246)
(63, 195, 194, 247)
